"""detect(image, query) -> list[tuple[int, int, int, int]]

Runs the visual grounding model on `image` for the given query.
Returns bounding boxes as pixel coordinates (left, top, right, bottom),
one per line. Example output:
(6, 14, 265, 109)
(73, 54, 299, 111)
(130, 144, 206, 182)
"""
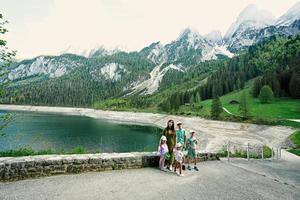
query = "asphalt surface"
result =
(1, 160, 299, 200)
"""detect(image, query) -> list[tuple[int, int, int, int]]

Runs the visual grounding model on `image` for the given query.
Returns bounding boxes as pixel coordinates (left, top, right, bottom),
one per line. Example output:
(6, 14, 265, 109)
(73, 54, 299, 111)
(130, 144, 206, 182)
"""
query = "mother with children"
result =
(158, 120, 199, 177)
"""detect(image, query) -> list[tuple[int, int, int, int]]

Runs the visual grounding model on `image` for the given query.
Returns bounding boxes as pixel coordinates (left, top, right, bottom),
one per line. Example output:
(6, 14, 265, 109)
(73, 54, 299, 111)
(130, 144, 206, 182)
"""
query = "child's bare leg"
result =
(159, 157, 161, 168)
(179, 163, 182, 174)
(159, 157, 163, 169)
(161, 157, 166, 169)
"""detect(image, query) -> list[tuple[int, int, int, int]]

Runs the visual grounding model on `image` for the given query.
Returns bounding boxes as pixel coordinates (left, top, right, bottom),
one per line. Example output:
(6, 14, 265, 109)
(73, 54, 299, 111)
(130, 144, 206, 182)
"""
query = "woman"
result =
(162, 119, 176, 170)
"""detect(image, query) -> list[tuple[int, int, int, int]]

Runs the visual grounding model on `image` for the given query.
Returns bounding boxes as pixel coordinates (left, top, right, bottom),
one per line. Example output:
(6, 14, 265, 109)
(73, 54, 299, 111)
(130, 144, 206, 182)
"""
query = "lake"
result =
(0, 110, 162, 153)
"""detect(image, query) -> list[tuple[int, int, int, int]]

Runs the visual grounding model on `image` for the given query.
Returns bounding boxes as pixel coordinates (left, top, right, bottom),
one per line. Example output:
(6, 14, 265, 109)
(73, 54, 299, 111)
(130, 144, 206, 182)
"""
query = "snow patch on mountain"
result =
(202, 45, 234, 61)
(276, 2, 300, 26)
(224, 4, 275, 40)
(167, 64, 184, 72)
(205, 30, 223, 44)
(60, 45, 127, 58)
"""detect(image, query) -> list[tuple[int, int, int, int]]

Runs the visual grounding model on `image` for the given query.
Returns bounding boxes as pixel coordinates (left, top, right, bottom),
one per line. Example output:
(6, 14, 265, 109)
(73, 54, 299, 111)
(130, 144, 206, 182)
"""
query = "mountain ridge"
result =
(2, 2, 300, 105)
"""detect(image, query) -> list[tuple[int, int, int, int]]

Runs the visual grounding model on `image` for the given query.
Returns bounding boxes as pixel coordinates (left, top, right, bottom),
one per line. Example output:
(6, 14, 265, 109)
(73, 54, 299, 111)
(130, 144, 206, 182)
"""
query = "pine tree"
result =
(189, 94, 195, 104)
(259, 85, 274, 103)
(172, 93, 181, 110)
(252, 78, 261, 97)
(289, 70, 300, 99)
(195, 92, 201, 103)
(239, 91, 250, 118)
(211, 97, 223, 120)
(0, 13, 16, 133)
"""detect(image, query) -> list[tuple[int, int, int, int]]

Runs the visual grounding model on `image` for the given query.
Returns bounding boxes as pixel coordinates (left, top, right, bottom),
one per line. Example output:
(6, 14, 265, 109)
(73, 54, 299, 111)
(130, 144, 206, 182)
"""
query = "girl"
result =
(174, 143, 184, 176)
(158, 135, 168, 170)
(162, 119, 176, 171)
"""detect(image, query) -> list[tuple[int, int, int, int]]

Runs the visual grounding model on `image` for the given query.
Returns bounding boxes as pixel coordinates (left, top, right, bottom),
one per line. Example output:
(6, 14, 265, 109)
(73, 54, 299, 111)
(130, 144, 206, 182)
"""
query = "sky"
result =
(0, 0, 299, 59)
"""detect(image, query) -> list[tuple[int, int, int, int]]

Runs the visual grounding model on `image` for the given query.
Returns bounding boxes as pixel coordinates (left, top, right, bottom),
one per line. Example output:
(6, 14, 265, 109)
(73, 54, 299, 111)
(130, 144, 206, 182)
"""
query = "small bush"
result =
(259, 85, 274, 104)
(287, 131, 300, 156)
(71, 146, 86, 154)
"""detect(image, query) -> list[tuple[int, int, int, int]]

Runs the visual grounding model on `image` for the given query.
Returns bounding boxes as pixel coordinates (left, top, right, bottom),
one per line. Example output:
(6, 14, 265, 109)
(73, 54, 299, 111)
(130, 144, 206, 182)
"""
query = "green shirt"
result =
(176, 129, 186, 145)
(187, 137, 198, 149)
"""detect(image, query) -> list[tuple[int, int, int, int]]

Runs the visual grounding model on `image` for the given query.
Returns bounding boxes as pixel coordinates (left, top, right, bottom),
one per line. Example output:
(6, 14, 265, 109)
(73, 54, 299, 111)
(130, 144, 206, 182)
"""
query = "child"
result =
(158, 136, 169, 171)
(186, 130, 199, 171)
(174, 143, 184, 176)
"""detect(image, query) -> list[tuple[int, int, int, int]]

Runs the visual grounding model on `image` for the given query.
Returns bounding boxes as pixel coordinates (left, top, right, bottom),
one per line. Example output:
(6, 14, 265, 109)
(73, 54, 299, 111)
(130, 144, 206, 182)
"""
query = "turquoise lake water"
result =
(0, 110, 162, 153)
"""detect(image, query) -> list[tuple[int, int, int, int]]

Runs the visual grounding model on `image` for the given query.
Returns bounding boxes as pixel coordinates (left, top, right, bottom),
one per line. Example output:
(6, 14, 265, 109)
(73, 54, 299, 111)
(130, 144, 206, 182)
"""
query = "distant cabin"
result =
(229, 100, 239, 105)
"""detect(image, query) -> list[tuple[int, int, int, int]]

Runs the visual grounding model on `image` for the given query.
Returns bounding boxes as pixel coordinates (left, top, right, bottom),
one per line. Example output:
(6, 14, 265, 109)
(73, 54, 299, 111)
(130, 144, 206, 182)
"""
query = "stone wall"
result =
(0, 152, 219, 181)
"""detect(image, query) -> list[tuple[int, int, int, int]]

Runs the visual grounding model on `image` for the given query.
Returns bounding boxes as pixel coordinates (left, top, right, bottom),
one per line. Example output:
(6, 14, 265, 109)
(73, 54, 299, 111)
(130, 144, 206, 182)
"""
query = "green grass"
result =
(0, 146, 91, 157)
(199, 88, 300, 119)
(289, 131, 300, 147)
(218, 145, 272, 159)
(175, 85, 300, 129)
(288, 149, 300, 156)
(288, 131, 300, 156)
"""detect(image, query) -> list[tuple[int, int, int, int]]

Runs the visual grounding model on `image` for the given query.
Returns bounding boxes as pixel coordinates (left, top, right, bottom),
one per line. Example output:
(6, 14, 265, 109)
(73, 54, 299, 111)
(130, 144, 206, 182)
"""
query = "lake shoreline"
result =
(0, 104, 294, 152)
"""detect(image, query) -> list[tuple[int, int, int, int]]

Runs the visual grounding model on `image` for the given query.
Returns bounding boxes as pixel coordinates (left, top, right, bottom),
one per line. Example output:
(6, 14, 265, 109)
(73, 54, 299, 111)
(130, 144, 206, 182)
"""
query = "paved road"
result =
(225, 150, 300, 188)
(1, 160, 299, 200)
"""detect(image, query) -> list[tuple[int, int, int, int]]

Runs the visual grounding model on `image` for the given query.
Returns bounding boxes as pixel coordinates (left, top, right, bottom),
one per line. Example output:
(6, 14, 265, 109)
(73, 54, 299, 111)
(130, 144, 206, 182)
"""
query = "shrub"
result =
(71, 146, 86, 154)
(259, 85, 274, 103)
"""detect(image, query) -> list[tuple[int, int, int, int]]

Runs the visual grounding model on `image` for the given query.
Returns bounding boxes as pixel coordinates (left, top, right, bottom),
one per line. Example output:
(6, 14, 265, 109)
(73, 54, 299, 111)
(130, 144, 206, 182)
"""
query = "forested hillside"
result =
(1, 52, 154, 106)
(103, 34, 300, 113)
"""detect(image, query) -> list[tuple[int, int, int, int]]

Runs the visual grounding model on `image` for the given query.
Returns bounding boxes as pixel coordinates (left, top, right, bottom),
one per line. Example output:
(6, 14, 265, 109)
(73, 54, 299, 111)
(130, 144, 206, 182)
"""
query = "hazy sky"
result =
(1, 0, 299, 59)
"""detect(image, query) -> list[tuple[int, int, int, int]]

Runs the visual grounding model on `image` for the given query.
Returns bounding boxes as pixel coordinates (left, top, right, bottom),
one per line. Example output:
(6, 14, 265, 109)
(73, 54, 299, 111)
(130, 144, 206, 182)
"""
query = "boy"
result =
(186, 130, 199, 171)
(176, 121, 186, 146)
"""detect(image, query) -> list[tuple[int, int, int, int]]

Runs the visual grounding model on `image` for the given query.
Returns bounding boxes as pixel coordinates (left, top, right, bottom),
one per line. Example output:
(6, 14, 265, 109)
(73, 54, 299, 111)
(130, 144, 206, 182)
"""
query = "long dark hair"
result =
(165, 119, 175, 131)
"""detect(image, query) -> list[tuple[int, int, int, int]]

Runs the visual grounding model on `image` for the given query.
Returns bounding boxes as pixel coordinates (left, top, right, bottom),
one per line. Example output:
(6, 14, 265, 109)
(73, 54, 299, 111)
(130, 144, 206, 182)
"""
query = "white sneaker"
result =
(179, 173, 185, 177)
(169, 166, 173, 171)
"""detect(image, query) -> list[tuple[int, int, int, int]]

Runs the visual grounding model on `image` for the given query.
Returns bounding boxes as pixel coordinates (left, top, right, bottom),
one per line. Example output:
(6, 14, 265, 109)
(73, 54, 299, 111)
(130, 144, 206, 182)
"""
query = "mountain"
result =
(60, 45, 126, 58)
(224, 4, 275, 51)
(205, 30, 223, 45)
(276, 2, 300, 26)
(2, 3, 300, 106)
(224, 4, 275, 40)
(127, 28, 234, 95)
(5, 54, 85, 82)
(224, 3, 300, 52)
